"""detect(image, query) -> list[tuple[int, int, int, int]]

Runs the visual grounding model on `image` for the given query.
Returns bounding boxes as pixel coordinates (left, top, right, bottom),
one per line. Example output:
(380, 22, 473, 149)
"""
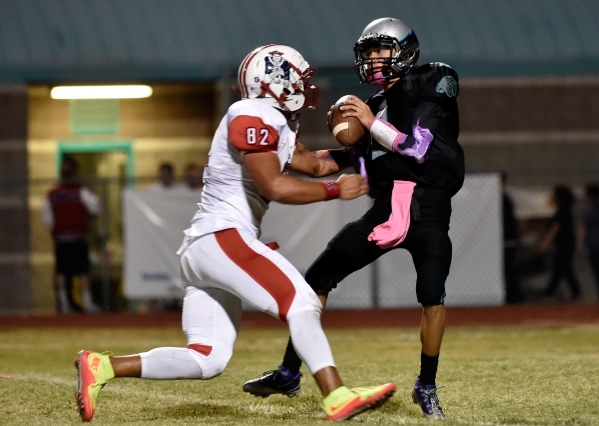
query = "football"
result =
(328, 95, 366, 147)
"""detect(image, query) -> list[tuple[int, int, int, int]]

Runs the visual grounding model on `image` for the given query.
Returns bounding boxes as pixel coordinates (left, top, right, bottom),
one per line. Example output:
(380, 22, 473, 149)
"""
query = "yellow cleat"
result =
(323, 383, 396, 421)
(74, 350, 114, 422)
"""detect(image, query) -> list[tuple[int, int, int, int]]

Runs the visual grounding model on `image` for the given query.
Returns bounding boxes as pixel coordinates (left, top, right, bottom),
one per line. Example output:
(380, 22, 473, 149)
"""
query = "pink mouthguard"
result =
(366, 71, 386, 86)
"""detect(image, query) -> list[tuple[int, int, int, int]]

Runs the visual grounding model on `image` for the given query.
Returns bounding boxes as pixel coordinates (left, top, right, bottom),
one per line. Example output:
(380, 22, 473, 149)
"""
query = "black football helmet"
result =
(354, 17, 420, 85)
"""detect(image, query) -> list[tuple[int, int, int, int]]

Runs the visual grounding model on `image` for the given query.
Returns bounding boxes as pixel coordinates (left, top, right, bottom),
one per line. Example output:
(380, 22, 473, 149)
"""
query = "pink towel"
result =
(368, 180, 416, 249)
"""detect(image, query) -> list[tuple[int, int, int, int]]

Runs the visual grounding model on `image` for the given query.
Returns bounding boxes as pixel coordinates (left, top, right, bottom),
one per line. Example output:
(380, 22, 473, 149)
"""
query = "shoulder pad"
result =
(430, 62, 455, 71)
(229, 99, 287, 126)
(403, 63, 459, 100)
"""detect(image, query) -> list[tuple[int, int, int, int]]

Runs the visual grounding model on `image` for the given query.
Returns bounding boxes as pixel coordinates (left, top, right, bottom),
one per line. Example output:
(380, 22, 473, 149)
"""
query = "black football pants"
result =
(305, 192, 452, 306)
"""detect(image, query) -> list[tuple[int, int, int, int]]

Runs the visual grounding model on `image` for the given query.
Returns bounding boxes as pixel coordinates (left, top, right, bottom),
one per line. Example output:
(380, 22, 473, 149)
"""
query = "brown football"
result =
(328, 95, 366, 147)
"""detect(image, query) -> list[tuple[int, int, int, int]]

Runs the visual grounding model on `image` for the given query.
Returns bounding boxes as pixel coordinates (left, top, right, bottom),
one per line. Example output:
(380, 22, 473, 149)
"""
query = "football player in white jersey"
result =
(74, 45, 396, 422)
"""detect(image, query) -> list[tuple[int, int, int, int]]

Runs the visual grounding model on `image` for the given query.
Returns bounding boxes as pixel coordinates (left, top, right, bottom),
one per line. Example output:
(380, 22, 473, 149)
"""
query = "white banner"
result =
(123, 174, 503, 307)
(123, 188, 200, 298)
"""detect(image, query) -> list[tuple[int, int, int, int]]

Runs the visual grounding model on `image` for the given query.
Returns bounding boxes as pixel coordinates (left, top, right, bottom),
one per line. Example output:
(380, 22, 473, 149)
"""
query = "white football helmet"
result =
(237, 44, 318, 112)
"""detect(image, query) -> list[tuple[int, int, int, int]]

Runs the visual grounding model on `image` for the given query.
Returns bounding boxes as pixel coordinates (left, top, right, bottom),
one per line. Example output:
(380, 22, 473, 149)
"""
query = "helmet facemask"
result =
(354, 31, 420, 85)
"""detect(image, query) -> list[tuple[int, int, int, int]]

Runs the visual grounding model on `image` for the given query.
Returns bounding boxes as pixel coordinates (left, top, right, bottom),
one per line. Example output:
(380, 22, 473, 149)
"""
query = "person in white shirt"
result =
(74, 44, 396, 422)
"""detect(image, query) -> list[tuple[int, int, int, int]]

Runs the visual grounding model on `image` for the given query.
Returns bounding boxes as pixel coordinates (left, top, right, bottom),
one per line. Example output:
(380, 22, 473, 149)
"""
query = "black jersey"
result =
(361, 63, 464, 197)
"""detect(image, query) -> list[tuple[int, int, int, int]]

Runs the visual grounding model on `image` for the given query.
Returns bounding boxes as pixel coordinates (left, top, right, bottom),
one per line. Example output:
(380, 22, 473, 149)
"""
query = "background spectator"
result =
(40, 156, 101, 313)
(184, 163, 204, 190)
(150, 162, 176, 191)
(538, 185, 581, 301)
(578, 183, 599, 298)
(502, 172, 523, 303)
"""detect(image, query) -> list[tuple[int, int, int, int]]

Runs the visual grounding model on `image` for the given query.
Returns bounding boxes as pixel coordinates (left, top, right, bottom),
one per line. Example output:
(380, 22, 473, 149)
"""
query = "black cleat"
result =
(412, 379, 445, 419)
(243, 365, 302, 398)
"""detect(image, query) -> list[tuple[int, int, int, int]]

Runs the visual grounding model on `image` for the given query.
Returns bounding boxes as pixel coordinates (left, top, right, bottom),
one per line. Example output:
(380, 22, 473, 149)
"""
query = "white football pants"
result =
(140, 228, 335, 379)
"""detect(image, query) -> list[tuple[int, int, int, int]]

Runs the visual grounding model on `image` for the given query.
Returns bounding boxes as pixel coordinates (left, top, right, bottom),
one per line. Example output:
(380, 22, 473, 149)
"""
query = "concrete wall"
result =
(0, 85, 33, 314)
(459, 77, 599, 187)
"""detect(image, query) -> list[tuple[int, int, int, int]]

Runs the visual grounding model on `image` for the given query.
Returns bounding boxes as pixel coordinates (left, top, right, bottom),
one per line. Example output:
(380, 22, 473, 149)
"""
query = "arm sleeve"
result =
(367, 102, 439, 164)
(395, 101, 443, 163)
(40, 197, 54, 229)
(81, 188, 101, 215)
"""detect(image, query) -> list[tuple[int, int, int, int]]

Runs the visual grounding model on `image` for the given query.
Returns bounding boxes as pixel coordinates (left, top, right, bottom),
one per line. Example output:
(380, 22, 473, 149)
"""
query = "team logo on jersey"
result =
(436, 76, 458, 97)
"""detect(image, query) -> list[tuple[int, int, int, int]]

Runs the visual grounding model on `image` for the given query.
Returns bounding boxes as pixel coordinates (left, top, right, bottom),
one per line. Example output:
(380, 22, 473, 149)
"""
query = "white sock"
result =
(57, 289, 70, 313)
(82, 289, 98, 311)
(140, 347, 203, 379)
(287, 309, 335, 374)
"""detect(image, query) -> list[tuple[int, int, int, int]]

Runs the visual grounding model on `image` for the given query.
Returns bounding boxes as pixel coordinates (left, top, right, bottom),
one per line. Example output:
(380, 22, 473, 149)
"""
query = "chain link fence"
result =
(3, 172, 597, 314)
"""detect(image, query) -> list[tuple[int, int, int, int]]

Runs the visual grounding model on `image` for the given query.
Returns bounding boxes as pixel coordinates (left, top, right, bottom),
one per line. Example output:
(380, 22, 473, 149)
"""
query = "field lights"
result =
(50, 85, 153, 99)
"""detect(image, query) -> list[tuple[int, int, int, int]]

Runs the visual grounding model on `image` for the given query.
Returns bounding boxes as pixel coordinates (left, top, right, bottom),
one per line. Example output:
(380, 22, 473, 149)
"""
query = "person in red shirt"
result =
(41, 156, 101, 313)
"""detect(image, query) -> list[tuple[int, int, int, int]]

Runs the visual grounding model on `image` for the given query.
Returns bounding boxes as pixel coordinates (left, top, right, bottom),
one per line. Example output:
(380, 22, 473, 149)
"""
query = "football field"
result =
(1, 324, 598, 425)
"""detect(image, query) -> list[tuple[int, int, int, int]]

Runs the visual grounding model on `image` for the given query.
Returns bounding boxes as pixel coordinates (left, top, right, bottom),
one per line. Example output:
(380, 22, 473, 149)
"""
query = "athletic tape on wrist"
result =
(320, 180, 341, 200)
(367, 118, 407, 152)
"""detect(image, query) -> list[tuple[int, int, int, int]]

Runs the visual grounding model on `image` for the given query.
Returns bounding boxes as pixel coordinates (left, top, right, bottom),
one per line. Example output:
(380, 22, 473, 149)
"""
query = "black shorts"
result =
(305, 187, 452, 306)
(54, 240, 91, 276)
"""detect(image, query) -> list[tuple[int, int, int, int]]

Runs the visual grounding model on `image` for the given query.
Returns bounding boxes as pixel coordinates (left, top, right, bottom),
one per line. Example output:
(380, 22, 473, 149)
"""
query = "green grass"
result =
(1, 325, 598, 425)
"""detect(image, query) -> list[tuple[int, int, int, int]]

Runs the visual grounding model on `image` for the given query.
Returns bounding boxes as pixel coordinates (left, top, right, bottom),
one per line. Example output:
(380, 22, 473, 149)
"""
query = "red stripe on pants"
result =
(214, 229, 295, 321)
(188, 344, 212, 356)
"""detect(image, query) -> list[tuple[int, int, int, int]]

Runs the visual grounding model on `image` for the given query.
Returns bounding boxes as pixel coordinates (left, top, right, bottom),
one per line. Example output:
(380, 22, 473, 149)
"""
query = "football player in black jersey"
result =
(243, 17, 465, 419)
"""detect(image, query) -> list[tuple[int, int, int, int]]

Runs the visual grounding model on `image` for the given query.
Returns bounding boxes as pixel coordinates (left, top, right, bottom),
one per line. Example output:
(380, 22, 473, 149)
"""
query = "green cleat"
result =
(323, 383, 396, 421)
(74, 350, 115, 422)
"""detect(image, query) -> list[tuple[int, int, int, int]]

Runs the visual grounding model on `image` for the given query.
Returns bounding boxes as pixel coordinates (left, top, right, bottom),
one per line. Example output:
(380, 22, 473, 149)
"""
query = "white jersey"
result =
(183, 99, 298, 240)
(171, 101, 335, 379)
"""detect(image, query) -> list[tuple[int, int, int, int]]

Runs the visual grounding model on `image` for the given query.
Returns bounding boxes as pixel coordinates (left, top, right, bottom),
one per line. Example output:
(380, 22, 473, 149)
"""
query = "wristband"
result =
(320, 180, 341, 200)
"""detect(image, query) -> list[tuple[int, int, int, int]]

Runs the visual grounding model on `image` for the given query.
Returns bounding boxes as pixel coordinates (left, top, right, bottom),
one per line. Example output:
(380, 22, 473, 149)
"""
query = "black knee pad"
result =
(416, 281, 447, 306)
(410, 230, 452, 306)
